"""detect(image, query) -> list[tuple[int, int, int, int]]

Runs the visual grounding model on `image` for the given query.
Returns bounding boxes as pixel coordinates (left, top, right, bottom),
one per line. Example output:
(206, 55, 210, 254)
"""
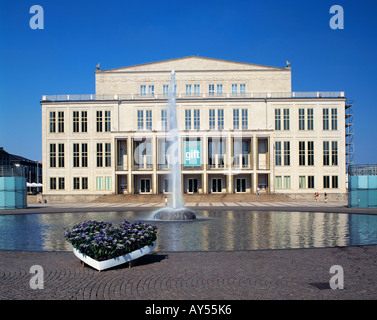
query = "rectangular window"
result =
(284, 176, 291, 189)
(307, 141, 314, 166)
(105, 143, 111, 167)
(332, 141, 338, 165)
(148, 85, 154, 95)
(275, 141, 282, 166)
(308, 176, 315, 189)
(307, 108, 314, 130)
(81, 111, 87, 132)
(73, 111, 79, 133)
(240, 84, 246, 95)
(105, 177, 112, 190)
(299, 108, 305, 130)
(96, 177, 103, 190)
(82, 177, 88, 190)
(81, 143, 88, 167)
(58, 111, 64, 133)
(161, 109, 167, 131)
(49, 111, 56, 133)
(217, 84, 223, 95)
(146, 110, 152, 131)
(194, 84, 200, 96)
(275, 176, 282, 189)
(284, 141, 290, 166)
(209, 109, 216, 130)
(186, 85, 192, 96)
(140, 85, 146, 96)
(332, 176, 339, 188)
(49, 144, 56, 167)
(73, 143, 80, 168)
(218, 109, 224, 130)
(323, 108, 329, 130)
(323, 141, 330, 166)
(58, 144, 64, 167)
(96, 143, 103, 167)
(241, 109, 248, 130)
(331, 108, 338, 130)
(299, 176, 306, 189)
(194, 109, 200, 130)
(283, 109, 290, 130)
(50, 177, 56, 190)
(105, 111, 111, 132)
(232, 84, 238, 95)
(163, 85, 169, 96)
(242, 141, 249, 168)
(233, 109, 239, 130)
(323, 176, 330, 189)
(73, 177, 80, 190)
(185, 110, 191, 130)
(137, 110, 144, 131)
(209, 84, 214, 96)
(58, 177, 65, 190)
(275, 109, 281, 130)
(299, 141, 305, 166)
(96, 111, 103, 132)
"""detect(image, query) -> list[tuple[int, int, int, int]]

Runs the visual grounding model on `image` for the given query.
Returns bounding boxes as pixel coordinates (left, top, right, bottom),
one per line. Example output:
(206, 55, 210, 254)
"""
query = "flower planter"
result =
(73, 240, 157, 271)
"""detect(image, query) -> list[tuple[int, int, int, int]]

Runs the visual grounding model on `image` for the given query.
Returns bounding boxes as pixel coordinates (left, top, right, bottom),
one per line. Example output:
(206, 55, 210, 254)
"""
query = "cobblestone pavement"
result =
(1, 245, 376, 300)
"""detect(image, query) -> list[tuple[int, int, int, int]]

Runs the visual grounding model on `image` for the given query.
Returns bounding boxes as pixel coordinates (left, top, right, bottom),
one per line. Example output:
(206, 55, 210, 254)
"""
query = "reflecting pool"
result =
(0, 210, 377, 252)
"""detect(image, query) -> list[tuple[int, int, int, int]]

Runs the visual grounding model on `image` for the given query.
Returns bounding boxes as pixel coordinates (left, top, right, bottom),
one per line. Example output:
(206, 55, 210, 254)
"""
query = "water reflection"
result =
(0, 211, 376, 252)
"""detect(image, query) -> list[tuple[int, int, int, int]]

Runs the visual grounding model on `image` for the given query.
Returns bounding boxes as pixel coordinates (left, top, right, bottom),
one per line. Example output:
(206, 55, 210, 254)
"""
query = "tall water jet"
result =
(153, 71, 196, 220)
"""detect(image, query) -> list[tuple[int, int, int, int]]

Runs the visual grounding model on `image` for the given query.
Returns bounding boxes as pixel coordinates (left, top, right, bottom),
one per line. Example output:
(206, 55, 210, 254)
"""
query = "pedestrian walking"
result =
(324, 192, 328, 203)
(315, 192, 319, 202)
(256, 187, 260, 196)
(165, 196, 168, 206)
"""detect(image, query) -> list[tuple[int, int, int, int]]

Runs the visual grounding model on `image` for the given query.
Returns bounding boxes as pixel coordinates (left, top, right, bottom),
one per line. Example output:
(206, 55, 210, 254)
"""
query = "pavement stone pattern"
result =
(30, 201, 347, 208)
(1, 245, 376, 300)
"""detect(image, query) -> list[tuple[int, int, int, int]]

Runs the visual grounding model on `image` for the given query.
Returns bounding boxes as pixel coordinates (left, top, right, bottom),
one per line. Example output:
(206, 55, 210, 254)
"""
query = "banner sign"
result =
(183, 141, 201, 166)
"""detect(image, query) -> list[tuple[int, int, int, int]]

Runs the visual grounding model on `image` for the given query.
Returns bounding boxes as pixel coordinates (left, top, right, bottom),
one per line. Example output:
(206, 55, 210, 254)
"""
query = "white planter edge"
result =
(72, 240, 157, 271)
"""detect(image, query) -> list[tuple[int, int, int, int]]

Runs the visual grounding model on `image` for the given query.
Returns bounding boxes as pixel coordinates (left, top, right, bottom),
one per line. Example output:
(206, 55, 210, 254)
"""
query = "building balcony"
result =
(42, 91, 345, 102)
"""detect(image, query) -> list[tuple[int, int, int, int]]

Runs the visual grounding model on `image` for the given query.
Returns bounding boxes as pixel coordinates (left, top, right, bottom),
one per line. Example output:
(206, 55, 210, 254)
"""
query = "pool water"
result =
(0, 210, 377, 252)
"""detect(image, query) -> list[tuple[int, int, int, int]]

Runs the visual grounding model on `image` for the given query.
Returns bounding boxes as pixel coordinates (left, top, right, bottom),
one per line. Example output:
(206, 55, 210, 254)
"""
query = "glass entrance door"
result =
(212, 178, 222, 193)
(140, 178, 151, 193)
(236, 178, 246, 193)
(188, 178, 198, 193)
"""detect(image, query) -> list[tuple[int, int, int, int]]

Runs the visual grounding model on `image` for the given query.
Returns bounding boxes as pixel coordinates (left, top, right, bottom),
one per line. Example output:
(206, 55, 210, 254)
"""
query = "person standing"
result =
(324, 192, 328, 203)
(165, 196, 168, 206)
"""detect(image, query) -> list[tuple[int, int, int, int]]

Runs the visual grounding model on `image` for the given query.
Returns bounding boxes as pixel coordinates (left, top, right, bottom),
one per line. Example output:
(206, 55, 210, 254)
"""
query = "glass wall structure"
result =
(348, 164, 377, 208)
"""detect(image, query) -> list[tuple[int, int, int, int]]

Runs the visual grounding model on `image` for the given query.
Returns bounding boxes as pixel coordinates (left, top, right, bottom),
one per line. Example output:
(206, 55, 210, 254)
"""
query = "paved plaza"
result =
(1, 201, 376, 300)
(1, 245, 376, 300)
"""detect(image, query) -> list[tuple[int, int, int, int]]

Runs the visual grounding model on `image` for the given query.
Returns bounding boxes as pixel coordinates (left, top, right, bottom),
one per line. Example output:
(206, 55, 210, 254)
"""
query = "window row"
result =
(49, 143, 111, 168)
(49, 176, 112, 190)
(275, 141, 338, 166)
(49, 110, 111, 133)
(140, 84, 246, 96)
(275, 108, 338, 131)
(137, 108, 247, 131)
(275, 175, 339, 189)
(297, 175, 339, 189)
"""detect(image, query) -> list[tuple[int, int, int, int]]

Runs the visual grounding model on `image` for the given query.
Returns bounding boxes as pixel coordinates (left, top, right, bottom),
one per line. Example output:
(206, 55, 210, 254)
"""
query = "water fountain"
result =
(153, 71, 196, 220)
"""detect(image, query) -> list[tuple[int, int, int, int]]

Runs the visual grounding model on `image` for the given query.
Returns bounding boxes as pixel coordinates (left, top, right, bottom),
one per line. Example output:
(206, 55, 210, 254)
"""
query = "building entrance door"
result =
(140, 178, 151, 193)
(236, 178, 246, 193)
(212, 178, 222, 193)
(188, 178, 198, 193)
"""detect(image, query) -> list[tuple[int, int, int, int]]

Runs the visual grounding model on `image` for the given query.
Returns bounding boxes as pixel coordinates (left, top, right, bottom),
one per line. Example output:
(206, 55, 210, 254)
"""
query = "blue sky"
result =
(0, 0, 376, 163)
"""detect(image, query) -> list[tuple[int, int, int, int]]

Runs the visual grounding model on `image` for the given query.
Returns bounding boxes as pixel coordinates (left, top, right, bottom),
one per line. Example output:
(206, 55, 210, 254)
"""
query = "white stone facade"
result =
(41, 56, 346, 198)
